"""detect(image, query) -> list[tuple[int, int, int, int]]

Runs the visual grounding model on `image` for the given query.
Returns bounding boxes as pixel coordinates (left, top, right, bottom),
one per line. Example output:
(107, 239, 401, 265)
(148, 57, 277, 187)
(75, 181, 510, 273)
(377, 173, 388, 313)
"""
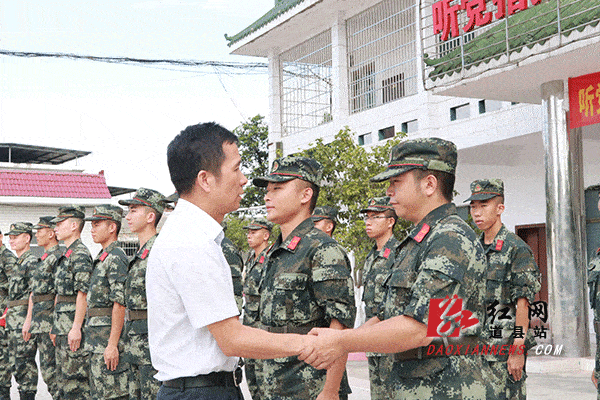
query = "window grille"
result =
(281, 30, 333, 136)
(347, 0, 418, 114)
(118, 240, 139, 257)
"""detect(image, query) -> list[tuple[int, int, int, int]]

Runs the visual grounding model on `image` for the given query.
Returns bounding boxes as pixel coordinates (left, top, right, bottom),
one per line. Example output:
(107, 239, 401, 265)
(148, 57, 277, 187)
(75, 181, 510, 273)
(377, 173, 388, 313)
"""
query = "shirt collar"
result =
(177, 198, 224, 244)
(408, 203, 456, 242)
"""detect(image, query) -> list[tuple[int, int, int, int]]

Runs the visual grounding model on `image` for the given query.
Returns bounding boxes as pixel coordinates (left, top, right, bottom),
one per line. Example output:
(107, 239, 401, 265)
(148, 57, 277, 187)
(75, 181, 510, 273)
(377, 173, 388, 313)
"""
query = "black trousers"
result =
(157, 385, 244, 400)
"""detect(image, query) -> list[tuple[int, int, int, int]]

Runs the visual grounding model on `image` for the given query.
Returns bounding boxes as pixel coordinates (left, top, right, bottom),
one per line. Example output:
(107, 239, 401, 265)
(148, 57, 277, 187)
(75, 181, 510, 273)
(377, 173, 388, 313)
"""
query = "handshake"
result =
(297, 327, 347, 370)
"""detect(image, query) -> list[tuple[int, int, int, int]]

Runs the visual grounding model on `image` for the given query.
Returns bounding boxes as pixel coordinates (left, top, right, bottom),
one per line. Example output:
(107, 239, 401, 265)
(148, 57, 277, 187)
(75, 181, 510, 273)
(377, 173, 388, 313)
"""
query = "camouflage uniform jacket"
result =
(30, 244, 63, 334)
(222, 236, 243, 313)
(7, 249, 37, 331)
(362, 236, 400, 320)
(85, 241, 128, 354)
(53, 238, 93, 335)
(124, 234, 155, 364)
(0, 245, 16, 310)
(242, 247, 268, 327)
(588, 248, 600, 378)
(380, 203, 487, 378)
(259, 218, 355, 398)
(481, 224, 541, 361)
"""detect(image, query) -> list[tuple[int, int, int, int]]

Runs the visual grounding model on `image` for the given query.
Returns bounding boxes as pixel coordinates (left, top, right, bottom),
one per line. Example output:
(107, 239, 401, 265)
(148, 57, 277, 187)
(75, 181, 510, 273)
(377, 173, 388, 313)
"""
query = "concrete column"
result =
(331, 12, 349, 123)
(268, 50, 283, 162)
(541, 80, 590, 357)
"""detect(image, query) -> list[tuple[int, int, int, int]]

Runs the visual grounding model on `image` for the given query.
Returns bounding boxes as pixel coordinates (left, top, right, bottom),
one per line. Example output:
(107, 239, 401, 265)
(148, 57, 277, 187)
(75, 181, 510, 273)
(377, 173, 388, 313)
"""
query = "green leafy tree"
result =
(234, 115, 269, 208)
(298, 127, 412, 269)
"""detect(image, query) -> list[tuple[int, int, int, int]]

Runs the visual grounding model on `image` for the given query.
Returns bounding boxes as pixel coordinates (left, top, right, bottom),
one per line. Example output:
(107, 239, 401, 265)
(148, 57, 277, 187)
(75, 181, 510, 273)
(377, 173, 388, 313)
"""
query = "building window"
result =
(347, 0, 418, 114)
(479, 99, 503, 114)
(450, 103, 470, 121)
(281, 29, 332, 136)
(118, 240, 139, 257)
(358, 133, 373, 146)
(382, 74, 405, 104)
(378, 126, 395, 141)
(401, 119, 418, 133)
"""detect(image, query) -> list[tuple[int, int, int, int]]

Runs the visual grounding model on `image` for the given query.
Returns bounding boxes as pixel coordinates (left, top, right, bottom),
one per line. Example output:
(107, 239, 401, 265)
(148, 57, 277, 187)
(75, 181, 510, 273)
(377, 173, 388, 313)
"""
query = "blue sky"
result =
(0, 0, 274, 194)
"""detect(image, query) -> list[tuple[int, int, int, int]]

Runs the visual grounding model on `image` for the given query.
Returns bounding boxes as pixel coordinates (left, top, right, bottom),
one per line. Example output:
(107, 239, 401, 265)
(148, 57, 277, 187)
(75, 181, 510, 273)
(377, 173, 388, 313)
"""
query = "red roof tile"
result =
(0, 170, 112, 199)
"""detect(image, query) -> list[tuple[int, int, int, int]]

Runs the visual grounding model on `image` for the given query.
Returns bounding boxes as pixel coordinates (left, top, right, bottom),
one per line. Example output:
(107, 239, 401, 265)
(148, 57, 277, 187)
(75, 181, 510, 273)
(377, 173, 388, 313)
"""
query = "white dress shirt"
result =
(146, 198, 240, 381)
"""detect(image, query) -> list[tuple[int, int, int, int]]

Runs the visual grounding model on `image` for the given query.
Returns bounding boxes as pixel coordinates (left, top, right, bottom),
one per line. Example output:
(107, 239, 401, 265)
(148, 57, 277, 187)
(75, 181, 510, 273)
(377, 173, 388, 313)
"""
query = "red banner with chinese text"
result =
(569, 72, 600, 129)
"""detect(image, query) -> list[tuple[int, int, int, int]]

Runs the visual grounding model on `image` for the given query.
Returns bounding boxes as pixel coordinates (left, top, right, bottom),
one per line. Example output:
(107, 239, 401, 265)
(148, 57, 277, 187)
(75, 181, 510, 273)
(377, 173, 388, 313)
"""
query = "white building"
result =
(228, 0, 600, 358)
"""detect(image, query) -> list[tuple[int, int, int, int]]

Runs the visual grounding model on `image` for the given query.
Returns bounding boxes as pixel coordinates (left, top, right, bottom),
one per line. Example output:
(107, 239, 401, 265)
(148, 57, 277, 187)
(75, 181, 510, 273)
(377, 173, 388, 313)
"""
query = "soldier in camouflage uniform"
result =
(359, 197, 399, 400)
(52, 205, 93, 399)
(302, 138, 492, 399)
(118, 188, 166, 399)
(84, 204, 130, 400)
(242, 217, 274, 400)
(7, 222, 38, 400)
(311, 206, 338, 237)
(221, 221, 244, 313)
(0, 230, 15, 400)
(253, 156, 356, 400)
(466, 179, 541, 400)
(588, 187, 600, 398)
(22, 217, 61, 398)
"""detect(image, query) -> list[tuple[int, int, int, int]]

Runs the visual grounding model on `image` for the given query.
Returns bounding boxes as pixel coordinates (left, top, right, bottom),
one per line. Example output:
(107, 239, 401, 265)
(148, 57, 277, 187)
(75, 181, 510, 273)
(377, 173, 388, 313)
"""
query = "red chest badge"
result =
(495, 240, 504, 251)
(288, 236, 301, 250)
(65, 249, 73, 258)
(140, 249, 149, 260)
(41, 253, 48, 261)
(414, 224, 431, 243)
(383, 248, 391, 259)
(259, 255, 265, 264)
(99, 252, 108, 261)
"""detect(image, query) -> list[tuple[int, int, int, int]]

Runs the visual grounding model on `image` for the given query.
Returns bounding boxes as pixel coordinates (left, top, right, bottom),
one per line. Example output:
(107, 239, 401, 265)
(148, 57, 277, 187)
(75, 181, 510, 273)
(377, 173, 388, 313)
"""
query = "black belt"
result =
(264, 324, 317, 334)
(162, 368, 242, 390)
(56, 295, 77, 303)
(87, 307, 112, 318)
(7, 299, 28, 307)
(125, 309, 147, 321)
(32, 294, 55, 303)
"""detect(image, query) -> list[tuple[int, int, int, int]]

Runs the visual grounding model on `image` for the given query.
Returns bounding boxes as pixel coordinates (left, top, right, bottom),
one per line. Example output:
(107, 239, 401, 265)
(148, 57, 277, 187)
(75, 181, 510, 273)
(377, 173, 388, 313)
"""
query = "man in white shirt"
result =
(147, 122, 314, 400)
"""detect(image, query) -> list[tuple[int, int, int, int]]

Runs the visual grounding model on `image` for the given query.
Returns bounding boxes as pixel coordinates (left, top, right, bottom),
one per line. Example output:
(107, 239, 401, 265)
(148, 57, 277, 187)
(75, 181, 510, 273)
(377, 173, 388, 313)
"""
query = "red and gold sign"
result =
(569, 72, 600, 129)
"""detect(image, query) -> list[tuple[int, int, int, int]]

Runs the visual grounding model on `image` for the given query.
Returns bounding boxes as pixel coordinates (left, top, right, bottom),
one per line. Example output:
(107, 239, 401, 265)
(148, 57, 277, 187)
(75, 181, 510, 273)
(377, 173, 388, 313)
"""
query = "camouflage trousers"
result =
(389, 355, 493, 400)
(32, 333, 59, 399)
(0, 328, 11, 391)
(55, 334, 91, 399)
(128, 362, 160, 399)
(89, 353, 129, 400)
(244, 358, 260, 400)
(367, 354, 394, 400)
(8, 329, 38, 393)
(487, 360, 527, 400)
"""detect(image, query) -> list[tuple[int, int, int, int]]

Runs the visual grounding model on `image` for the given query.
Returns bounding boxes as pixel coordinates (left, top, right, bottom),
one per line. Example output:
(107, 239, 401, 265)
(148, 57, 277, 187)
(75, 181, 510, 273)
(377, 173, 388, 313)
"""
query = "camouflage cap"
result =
(243, 217, 274, 231)
(51, 205, 86, 223)
(360, 196, 396, 215)
(370, 137, 457, 182)
(464, 179, 504, 202)
(253, 156, 323, 188)
(84, 204, 123, 223)
(311, 206, 338, 222)
(164, 192, 179, 204)
(118, 187, 167, 214)
(7, 222, 33, 236)
(33, 216, 56, 230)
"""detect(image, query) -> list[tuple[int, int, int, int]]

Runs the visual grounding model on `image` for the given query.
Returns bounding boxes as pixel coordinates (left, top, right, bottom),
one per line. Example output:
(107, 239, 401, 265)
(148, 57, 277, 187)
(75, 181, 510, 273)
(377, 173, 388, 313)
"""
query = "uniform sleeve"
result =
(402, 230, 473, 326)
(311, 243, 356, 329)
(108, 253, 128, 306)
(223, 244, 244, 313)
(72, 250, 93, 293)
(509, 245, 541, 304)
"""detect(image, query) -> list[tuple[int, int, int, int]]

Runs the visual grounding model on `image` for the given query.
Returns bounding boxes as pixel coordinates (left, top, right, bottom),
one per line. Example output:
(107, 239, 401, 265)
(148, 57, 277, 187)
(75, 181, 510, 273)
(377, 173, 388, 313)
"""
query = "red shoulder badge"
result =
(383, 248, 391, 259)
(99, 252, 109, 261)
(259, 255, 265, 264)
(495, 240, 504, 251)
(414, 224, 431, 243)
(41, 253, 48, 261)
(140, 249, 150, 260)
(288, 236, 301, 250)
(65, 249, 73, 258)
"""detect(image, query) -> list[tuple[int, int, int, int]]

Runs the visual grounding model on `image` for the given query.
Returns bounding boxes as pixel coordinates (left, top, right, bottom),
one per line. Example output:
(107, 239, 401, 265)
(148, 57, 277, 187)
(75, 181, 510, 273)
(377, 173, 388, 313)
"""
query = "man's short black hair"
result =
(167, 122, 239, 196)
(413, 169, 455, 202)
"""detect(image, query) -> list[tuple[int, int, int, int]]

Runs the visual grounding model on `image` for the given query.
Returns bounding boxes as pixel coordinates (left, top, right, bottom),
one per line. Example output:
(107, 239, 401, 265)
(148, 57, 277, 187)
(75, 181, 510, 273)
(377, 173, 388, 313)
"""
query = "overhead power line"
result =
(0, 49, 268, 71)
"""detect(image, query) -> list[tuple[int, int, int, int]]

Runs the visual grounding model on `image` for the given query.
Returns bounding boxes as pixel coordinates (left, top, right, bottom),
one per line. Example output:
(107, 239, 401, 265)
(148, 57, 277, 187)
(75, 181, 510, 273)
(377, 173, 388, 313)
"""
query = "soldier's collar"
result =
(408, 203, 455, 243)
(482, 224, 508, 252)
